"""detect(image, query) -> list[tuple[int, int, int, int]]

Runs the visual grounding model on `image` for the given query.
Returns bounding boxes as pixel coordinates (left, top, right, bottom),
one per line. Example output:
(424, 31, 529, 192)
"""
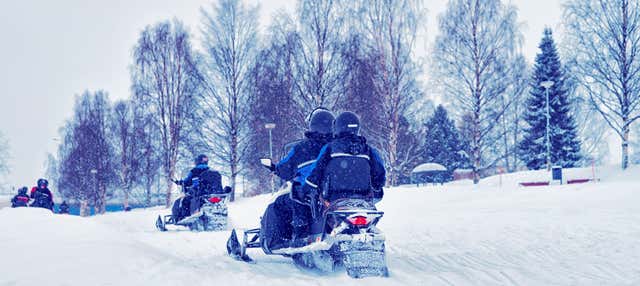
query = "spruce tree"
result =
(422, 105, 469, 179)
(520, 28, 581, 170)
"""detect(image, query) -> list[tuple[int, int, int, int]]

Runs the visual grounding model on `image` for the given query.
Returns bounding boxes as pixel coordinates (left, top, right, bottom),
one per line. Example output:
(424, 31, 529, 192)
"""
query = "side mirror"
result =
(260, 158, 272, 168)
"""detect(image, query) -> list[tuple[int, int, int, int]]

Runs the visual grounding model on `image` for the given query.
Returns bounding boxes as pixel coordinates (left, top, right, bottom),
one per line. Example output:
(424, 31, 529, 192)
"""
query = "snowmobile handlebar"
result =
(259, 158, 276, 172)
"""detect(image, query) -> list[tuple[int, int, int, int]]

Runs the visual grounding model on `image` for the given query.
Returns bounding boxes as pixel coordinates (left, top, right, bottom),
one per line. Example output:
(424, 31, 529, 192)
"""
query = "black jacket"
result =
(304, 134, 385, 201)
(29, 187, 54, 210)
(178, 164, 223, 196)
(275, 131, 332, 183)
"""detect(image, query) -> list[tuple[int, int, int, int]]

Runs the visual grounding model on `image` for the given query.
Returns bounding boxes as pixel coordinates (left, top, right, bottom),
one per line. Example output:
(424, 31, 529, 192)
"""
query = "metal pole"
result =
(265, 123, 276, 194)
(545, 87, 551, 171)
(268, 128, 273, 160)
(540, 80, 554, 172)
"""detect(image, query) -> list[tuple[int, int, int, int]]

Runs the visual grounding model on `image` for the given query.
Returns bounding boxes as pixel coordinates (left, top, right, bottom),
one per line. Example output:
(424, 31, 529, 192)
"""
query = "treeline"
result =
(49, 0, 640, 214)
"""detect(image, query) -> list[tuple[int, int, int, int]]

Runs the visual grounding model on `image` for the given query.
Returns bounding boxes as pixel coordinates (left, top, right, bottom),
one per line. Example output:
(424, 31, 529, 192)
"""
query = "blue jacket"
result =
(304, 134, 385, 201)
(180, 164, 210, 186)
(275, 132, 332, 183)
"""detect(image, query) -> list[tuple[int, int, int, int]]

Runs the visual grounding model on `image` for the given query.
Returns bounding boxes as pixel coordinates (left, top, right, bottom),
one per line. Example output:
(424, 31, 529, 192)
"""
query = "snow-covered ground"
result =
(1, 166, 639, 285)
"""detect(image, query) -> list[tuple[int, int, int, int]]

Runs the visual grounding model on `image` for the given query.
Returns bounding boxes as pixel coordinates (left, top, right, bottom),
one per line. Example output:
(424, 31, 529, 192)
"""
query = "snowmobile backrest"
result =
(323, 154, 372, 193)
(195, 170, 223, 195)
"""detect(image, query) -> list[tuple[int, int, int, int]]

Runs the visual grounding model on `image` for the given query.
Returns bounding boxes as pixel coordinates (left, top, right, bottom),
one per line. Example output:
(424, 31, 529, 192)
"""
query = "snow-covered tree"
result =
(293, 0, 345, 110)
(431, 0, 524, 183)
(244, 27, 304, 196)
(498, 56, 529, 172)
(563, 58, 609, 165)
(564, 0, 640, 169)
(354, 0, 424, 186)
(58, 91, 117, 215)
(132, 103, 163, 207)
(422, 105, 469, 179)
(633, 124, 640, 164)
(0, 131, 8, 178)
(520, 29, 581, 170)
(336, 34, 386, 150)
(0, 131, 9, 191)
(112, 100, 150, 210)
(199, 0, 258, 201)
(131, 20, 200, 207)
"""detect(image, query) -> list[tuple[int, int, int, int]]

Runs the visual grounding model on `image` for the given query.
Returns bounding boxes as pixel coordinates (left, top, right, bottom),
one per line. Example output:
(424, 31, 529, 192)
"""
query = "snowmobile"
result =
(156, 171, 231, 232)
(226, 159, 389, 278)
(30, 192, 54, 211)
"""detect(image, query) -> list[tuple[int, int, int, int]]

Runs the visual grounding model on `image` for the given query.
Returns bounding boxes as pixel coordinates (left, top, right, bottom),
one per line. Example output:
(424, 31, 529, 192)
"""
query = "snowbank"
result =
(1, 166, 639, 285)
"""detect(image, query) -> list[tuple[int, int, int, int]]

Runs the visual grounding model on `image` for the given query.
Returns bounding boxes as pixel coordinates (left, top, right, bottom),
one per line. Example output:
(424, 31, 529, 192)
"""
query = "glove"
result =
(372, 188, 383, 204)
(292, 183, 317, 205)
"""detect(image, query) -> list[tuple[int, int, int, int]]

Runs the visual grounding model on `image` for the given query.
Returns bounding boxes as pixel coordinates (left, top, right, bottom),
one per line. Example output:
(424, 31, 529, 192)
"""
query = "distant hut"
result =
(411, 163, 449, 186)
(453, 168, 474, 181)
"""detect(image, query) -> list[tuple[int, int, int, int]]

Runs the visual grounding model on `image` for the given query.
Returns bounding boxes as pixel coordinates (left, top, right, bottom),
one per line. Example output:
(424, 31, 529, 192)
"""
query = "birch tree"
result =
(356, 0, 424, 185)
(294, 0, 345, 110)
(200, 0, 258, 201)
(431, 0, 524, 183)
(564, 0, 640, 169)
(132, 20, 201, 207)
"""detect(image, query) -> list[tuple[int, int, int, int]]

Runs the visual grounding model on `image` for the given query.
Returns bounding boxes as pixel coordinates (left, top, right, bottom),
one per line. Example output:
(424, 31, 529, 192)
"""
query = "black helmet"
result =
(37, 178, 48, 188)
(18, 187, 28, 194)
(334, 111, 360, 136)
(308, 107, 335, 135)
(194, 154, 209, 166)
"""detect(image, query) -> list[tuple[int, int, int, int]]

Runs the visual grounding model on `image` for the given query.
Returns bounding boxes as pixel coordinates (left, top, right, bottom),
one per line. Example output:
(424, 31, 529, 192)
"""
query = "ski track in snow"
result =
(1, 167, 639, 285)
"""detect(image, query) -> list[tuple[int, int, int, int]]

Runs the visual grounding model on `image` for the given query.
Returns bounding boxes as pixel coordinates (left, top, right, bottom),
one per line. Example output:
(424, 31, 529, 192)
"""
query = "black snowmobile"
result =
(226, 159, 389, 278)
(30, 192, 54, 211)
(156, 170, 231, 232)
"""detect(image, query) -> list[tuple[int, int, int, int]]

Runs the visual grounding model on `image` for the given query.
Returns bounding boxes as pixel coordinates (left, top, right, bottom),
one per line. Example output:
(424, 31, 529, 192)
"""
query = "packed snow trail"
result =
(1, 167, 639, 285)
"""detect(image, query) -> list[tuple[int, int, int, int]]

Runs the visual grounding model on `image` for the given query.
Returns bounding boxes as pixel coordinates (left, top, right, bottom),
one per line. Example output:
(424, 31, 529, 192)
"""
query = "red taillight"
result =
(208, 197, 222, 203)
(348, 216, 369, 226)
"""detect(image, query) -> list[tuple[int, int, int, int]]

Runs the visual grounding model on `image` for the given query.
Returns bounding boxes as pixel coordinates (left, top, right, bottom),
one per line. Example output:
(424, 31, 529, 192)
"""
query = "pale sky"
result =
(0, 0, 564, 189)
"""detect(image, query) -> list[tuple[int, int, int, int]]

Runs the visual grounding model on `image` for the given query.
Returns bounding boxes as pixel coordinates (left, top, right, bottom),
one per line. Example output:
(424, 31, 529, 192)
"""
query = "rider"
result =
(11, 187, 30, 208)
(30, 178, 54, 210)
(263, 107, 335, 247)
(303, 111, 385, 204)
(173, 154, 222, 220)
(58, 200, 70, 214)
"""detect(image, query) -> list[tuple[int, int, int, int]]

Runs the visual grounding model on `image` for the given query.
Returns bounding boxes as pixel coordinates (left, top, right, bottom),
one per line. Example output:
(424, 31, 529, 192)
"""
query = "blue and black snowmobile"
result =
(156, 170, 231, 232)
(226, 158, 389, 278)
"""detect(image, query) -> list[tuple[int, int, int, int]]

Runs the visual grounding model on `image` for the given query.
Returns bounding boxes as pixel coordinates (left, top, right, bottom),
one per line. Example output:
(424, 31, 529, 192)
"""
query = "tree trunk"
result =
(165, 166, 175, 208)
(388, 121, 399, 186)
(473, 110, 481, 184)
(622, 125, 630, 169)
(123, 187, 129, 210)
(99, 191, 106, 214)
(80, 199, 89, 217)
(145, 182, 152, 207)
(97, 184, 106, 214)
(230, 152, 237, 202)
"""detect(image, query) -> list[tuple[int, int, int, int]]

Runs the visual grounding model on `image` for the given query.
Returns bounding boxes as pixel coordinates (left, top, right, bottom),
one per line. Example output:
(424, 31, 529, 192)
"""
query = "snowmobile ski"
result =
(227, 229, 254, 263)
